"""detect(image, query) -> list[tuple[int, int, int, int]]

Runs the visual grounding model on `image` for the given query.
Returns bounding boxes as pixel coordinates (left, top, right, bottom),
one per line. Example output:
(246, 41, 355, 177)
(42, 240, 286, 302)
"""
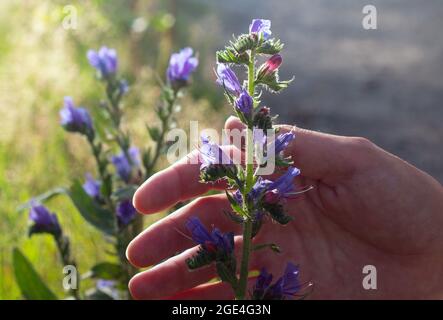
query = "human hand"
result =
(127, 116, 443, 299)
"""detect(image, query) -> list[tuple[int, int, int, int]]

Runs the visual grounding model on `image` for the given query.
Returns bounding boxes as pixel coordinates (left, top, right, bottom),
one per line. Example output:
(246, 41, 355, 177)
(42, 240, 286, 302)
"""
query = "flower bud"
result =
(28, 204, 61, 237)
(87, 46, 118, 78)
(60, 97, 94, 138)
(167, 47, 198, 91)
(235, 90, 253, 115)
(256, 54, 283, 80)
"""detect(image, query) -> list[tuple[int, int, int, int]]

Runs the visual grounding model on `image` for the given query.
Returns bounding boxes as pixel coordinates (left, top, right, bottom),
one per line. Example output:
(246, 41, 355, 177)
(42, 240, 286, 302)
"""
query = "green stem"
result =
(54, 234, 81, 300)
(236, 219, 253, 299)
(145, 90, 178, 177)
(236, 50, 256, 300)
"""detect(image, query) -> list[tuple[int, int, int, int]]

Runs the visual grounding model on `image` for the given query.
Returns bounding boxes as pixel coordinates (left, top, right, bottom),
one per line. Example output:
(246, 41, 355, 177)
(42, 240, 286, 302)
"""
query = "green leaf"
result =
(186, 247, 213, 270)
(85, 262, 123, 280)
(256, 38, 284, 55)
(256, 71, 294, 93)
(216, 48, 249, 65)
(12, 248, 58, 300)
(16, 187, 67, 212)
(68, 180, 116, 235)
(231, 34, 260, 53)
(216, 260, 238, 289)
(147, 125, 161, 142)
(225, 191, 245, 216)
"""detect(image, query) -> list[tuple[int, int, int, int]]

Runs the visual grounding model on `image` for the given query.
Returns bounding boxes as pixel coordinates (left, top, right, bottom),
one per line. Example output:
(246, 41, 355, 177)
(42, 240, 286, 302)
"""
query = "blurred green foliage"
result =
(0, 0, 226, 299)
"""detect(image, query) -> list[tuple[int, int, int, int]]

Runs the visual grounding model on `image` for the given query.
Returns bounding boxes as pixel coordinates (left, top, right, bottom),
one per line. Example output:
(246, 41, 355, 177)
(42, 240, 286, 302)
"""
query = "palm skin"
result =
(127, 117, 443, 300)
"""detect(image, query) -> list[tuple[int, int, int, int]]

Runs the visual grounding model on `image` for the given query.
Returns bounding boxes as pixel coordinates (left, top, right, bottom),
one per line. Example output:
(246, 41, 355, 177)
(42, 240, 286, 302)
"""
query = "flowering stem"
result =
(144, 89, 178, 177)
(54, 233, 81, 300)
(237, 50, 256, 300)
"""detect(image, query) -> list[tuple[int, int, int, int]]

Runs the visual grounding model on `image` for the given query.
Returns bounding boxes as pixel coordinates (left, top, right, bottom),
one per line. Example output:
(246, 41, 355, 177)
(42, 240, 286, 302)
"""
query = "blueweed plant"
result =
(185, 19, 312, 300)
(16, 46, 198, 299)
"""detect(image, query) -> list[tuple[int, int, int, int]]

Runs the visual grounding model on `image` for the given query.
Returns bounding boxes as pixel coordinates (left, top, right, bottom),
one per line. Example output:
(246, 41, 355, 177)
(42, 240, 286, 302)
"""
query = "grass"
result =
(0, 0, 226, 299)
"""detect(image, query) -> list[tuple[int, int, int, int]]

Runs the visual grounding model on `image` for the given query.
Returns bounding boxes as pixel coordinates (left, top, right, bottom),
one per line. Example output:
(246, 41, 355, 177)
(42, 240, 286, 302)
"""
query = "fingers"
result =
(129, 245, 216, 300)
(168, 278, 257, 300)
(129, 236, 249, 300)
(127, 194, 241, 268)
(168, 282, 235, 300)
(133, 150, 209, 214)
(225, 116, 360, 183)
(133, 145, 242, 215)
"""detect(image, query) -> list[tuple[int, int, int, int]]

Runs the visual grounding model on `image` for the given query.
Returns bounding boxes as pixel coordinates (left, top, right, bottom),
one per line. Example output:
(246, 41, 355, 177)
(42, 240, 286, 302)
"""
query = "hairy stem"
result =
(237, 50, 256, 300)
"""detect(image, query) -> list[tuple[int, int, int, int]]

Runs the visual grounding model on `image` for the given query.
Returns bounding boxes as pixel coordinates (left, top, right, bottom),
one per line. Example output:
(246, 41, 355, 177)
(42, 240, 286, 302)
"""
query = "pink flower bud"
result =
(264, 54, 282, 73)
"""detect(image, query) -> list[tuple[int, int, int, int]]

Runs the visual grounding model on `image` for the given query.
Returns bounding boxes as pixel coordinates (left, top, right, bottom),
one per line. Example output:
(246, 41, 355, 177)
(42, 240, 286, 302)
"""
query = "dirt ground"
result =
(200, 0, 443, 183)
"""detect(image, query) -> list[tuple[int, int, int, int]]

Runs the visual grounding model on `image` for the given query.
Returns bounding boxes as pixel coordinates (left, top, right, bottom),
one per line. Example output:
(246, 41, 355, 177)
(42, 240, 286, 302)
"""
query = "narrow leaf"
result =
(12, 248, 58, 300)
(68, 180, 116, 235)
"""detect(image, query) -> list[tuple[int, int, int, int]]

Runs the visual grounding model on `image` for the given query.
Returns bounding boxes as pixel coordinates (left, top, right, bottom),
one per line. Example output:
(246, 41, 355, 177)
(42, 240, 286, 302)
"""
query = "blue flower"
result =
(87, 46, 118, 77)
(253, 262, 301, 300)
(116, 199, 137, 226)
(82, 173, 101, 199)
(235, 90, 253, 115)
(199, 135, 232, 169)
(234, 177, 272, 205)
(111, 147, 140, 183)
(60, 97, 93, 137)
(271, 131, 295, 154)
(264, 166, 300, 204)
(186, 217, 234, 255)
(249, 177, 273, 203)
(167, 47, 198, 83)
(29, 203, 61, 236)
(216, 63, 242, 96)
(249, 19, 272, 40)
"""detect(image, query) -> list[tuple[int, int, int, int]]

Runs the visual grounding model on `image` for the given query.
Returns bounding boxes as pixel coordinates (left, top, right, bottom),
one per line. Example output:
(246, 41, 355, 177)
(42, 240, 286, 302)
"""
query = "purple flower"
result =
(253, 268, 273, 297)
(116, 199, 137, 226)
(29, 204, 61, 236)
(235, 90, 253, 115)
(87, 46, 118, 77)
(216, 63, 242, 96)
(249, 19, 272, 40)
(167, 47, 198, 83)
(271, 131, 295, 154)
(199, 135, 232, 169)
(83, 173, 101, 199)
(60, 97, 93, 136)
(250, 177, 273, 203)
(96, 279, 119, 299)
(186, 217, 234, 255)
(111, 147, 140, 183)
(234, 177, 272, 206)
(253, 263, 301, 300)
(264, 166, 300, 204)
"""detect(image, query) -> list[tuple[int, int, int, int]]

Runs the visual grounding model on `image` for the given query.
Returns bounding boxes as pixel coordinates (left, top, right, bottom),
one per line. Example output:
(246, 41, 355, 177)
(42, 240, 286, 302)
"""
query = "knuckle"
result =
(192, 196, 211, 209)
(349, 136, 375, 152)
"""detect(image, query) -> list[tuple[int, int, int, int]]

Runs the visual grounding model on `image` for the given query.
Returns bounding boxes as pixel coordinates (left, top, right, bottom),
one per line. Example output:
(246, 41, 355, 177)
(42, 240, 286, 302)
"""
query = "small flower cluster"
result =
(185, 19, 310, 300)
(25, 45, 198, 300)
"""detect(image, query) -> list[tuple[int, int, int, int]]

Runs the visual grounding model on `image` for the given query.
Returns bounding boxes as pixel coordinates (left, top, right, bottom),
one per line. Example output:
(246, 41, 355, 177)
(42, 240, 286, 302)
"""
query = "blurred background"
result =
(1, 0, 442, 299)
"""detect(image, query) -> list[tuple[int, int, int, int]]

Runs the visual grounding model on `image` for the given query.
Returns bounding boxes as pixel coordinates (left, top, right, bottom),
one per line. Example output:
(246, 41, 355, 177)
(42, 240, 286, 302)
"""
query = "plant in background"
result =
(13, 46, 198, 300)
(185, 19, 312, 300)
